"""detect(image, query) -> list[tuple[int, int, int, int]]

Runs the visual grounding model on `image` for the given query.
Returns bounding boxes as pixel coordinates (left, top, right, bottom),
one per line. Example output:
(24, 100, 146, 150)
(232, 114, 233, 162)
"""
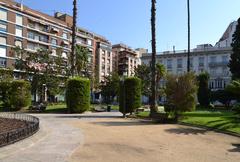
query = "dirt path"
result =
(69, 114, 240, 162)
(0, 112, 239, 162)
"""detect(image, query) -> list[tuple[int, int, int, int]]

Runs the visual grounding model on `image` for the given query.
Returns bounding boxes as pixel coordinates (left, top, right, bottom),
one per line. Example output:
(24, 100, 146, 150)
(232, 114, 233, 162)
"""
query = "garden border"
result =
(0, 113, 40, 147)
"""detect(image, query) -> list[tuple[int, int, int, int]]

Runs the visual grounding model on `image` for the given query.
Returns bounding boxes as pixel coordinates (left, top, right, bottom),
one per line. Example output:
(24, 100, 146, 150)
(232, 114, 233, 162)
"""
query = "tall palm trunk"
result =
(71, 0, 77, 77)
(150, 0, 157, 115)
(187, 0, 190, 72)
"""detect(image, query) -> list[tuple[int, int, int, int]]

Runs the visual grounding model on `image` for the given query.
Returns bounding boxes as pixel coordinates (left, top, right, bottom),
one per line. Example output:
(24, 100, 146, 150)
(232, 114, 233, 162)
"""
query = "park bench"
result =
(29, 102, 47, 112)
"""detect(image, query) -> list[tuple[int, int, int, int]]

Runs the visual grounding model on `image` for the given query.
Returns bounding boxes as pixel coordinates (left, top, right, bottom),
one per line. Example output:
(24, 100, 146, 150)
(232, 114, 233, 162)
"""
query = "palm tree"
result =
(71, 0, 77, 77)
(156, 63, 166, 101)
(150, 0, 157, 115)
(187, 0, 190, 72)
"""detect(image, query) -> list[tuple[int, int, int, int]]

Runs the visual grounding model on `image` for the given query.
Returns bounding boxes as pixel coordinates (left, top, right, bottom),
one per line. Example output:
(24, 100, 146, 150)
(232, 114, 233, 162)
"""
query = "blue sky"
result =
(20, 0, 240, 52)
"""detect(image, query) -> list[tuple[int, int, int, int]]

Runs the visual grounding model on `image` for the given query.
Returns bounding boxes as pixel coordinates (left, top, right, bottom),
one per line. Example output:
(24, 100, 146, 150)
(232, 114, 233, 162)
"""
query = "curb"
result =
(178, 122, 240, 138)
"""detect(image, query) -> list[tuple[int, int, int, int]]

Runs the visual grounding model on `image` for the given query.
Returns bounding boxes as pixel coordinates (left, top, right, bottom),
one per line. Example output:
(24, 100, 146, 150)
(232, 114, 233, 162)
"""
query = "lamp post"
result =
(120, 71, 128, 118)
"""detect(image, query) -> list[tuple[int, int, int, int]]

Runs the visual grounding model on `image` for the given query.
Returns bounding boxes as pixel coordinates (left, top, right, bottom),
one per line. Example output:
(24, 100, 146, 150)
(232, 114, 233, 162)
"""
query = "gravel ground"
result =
(69, 113, 240, 162)
(0, 112, 239, 162)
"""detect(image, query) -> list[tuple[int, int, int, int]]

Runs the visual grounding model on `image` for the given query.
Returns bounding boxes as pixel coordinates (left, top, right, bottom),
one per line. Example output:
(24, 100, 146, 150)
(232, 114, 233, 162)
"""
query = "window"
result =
(167, 59, 172, 69)
(222, 55, 228, 63)
(27, 42, 37, 51)
(0, 21, 7, 32)
(39, 34, 48, 43)
(199, 57, 204, 67)
(51, 38, 57, 45)
(52, 48, 57, 56)
(62, 32, 68, 39)
(62, 51, 67, 58)
(210, 56, 217, 63)
(16, 14, 23, 25)
(15, 26, 23, 37)
(0, 8, 7, 21)
(27, 32, 34, 39)
(15, 40, 22, 48)
(177, 58, 182, 68)
(0, 45, 6, 57)
(0, 36, 6, 45)
(190, 58, 194, 68)
(87, 39, 92, 46)
(0, 57, 6, 67)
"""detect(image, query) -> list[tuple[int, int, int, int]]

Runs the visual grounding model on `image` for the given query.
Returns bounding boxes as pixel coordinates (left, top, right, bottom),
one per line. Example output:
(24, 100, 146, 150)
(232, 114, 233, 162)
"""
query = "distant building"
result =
(112, 44, 143, 76)
(141, 21, 237, 91)
(0, 0, 112, 84)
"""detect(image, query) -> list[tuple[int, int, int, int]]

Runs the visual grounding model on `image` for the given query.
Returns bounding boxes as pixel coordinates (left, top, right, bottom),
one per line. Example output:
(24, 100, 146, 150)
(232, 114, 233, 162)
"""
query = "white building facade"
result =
(141, 46, 232, 90)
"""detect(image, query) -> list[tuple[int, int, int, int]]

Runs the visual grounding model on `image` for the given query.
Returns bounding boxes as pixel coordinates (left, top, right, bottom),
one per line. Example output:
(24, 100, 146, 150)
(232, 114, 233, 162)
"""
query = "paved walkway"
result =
(0, 112, 239, 162)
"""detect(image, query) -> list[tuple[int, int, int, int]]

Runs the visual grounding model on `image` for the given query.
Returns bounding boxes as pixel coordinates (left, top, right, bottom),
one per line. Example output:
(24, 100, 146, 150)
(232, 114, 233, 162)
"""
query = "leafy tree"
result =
(0, 69, 13, 81)
(134, 64, 151, 97)
(101, 72, 120, 104)
(13, 47, 68, 102)
(229, 18, 240, 80)
(75, 45, 89, 77)
(197, 72, 211, 107)
(226, 80, 240, 100)
(165, 73, 197, 120)
(135, 63, 166, 103)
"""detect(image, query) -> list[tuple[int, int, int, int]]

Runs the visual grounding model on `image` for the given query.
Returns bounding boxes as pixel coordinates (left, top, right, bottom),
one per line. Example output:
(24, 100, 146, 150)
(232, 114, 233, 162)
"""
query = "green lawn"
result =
(44, 104, 119, 113)
(44, 104, 68, 113)
(181, 109, 240, 134)
(136, 109, 240, 134)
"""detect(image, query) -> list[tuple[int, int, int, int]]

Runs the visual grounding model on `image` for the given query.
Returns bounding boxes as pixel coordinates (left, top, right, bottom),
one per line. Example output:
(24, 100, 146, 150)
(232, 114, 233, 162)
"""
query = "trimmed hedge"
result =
(66, 77, 90, 113)
(119, 77, 141, 114)
(10, 80, 31, 110)
(0, 80, 31, 110)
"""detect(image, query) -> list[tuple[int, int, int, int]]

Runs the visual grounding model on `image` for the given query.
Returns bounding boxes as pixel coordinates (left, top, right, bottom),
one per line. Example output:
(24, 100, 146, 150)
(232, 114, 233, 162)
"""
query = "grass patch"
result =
(181, 109, 240, 134)
(44, 104, 68, 113)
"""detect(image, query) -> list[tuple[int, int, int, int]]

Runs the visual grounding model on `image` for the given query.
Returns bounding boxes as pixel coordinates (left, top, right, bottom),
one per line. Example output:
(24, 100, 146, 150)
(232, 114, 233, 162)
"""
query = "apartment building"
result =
(0, 0, 71, 70)
(0, 0, 112, 84)
(94, 35, 112, 82)
(112, 44, 142, 76)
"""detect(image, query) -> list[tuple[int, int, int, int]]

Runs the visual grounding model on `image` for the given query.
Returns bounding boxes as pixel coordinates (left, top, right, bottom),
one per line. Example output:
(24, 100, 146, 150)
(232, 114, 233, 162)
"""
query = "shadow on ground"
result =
(91, 120, 156, 127)
(55, 115, 122, 119)
(165, 127, 208, 135)
(228, 144, 240, 152)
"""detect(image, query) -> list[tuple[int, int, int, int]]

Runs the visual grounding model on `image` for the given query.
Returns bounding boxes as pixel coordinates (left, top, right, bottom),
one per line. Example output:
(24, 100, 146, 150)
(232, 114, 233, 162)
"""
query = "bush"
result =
(211, 90, 234, 108)
(66, 77, 90, 113)
(10, 80, 31, 110)
(165, 73, 197, 120)
(119, 77, 141, 114)
(0, 80, 12, 108)
(232, 104, 240, 116)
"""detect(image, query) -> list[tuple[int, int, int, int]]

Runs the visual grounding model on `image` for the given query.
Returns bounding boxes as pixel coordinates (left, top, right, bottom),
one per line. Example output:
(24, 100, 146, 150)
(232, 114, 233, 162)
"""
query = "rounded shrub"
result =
(119, 77, 141, 114)
(10, 80, 31, 110)
(66, 77, 90, 113)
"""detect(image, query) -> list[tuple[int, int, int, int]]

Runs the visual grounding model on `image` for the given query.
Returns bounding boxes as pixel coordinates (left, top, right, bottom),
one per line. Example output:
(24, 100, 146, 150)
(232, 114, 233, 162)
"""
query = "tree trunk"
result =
(150, 0, 158, 115)
(71, 0, 77, 77)
(187, 0, 191, 72)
